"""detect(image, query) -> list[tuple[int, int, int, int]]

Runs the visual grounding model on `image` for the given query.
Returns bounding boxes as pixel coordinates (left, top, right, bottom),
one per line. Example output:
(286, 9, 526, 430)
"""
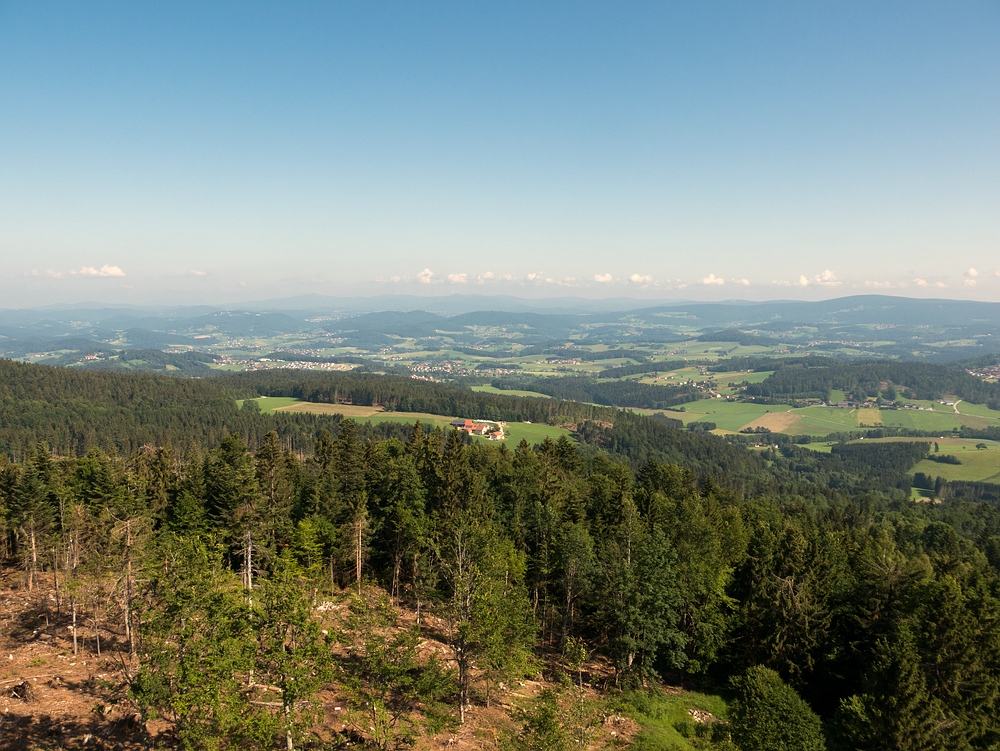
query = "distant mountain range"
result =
(3, 295, 1000, 364)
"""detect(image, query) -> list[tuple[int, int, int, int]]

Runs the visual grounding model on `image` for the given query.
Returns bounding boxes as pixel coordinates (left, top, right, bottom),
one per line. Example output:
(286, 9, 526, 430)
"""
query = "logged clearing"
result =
(740, 411, 801, 432)
(0, 571, 638, 751)
(274, 402, 382, 417)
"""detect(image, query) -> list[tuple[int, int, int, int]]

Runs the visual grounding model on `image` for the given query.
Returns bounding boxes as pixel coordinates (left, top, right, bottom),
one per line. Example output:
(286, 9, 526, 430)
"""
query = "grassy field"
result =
(236, 396, 306, 414)
(783, 407, 862, 436)
(617, 688, 730, 751)
(879, 409, 968, 432)
(910, 441, 1000, 483)
(499, 421, 573, 445)
(856, 407, 883, 426)
(249, 398, 572, 445)
(858, 437, 1000, 484)
(657, 400, 792, 431)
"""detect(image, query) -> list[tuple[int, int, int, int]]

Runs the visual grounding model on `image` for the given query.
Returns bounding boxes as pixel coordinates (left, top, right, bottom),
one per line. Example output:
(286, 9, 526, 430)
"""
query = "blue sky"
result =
(1, 1, 998, 306)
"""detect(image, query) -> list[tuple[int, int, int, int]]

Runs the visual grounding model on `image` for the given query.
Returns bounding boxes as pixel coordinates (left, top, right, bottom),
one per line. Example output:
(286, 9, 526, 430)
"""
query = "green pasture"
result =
(783, 410, 861, 436)
(880, 409, 966, 432)
(498, 421, 574, 445)
(657, 400, 790, 431)
(367, 414, 572, 446)
(909, 441, 1000, 483)
(799, 441, 834, 452)
(236, 396, 304, 414)
(954, 401, 1000, 426)
(241, 396, 573, 446)
(716, 369, 774, 384)
(666, 340, 783, 360)
(858, 437, 1000, 484)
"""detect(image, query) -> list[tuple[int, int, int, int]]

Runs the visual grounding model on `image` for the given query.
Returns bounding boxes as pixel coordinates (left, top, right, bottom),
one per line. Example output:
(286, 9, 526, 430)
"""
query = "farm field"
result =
(856, 407, 883, 426)
(237, 396, 306, 413)
(954, 400, 1000, 424)
(879, 409, 970, 432)
(656, 400, 792, 431)
(273, 401, 382, 418)
(861, 437, 1000, 484)
(253, 397, 573, 445)
(783, 407, 861, 436)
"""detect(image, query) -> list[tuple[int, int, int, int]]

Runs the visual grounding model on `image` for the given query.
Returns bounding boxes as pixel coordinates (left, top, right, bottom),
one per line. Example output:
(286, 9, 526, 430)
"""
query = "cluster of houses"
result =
(450, 418, 505, 441)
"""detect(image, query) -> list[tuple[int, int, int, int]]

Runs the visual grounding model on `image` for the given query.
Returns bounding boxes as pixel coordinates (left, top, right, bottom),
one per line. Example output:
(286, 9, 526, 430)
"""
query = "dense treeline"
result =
(741, 358, 1000, 406)
(0, 358, 422, 457)
(698, 329, 779, 346)
(3, 422, 1000, 748)
(236, 369, 625, 424)
(595, 359, 688, 379)
(489, 374, 701, 410)
(90, 349, 219, 374)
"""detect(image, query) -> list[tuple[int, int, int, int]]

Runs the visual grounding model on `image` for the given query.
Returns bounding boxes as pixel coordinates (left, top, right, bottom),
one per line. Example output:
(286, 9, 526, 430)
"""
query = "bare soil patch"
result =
(1, 573, 635, 750)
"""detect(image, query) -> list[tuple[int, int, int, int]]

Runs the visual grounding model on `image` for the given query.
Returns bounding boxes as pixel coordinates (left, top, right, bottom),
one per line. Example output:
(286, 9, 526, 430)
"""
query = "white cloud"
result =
(914, 278, 928, 286)
(964, 278, 977, 287)
(775, 270, 840, 288)
(447, 272, 468, 284)
(74, 264, 126, 277)
(735, 278, 750, 286)
(416, 268, 435, 284)
(701, 273, 725, 286)
(629, 273, 654, 285)
(594, 273, 614, 283)
(477, 271, 495, 283)
(864, 280, 894, 289)
(967, 267, 979, 278)
(188, 270, 207, 277)
(814, 269, 841, 287)
(934, 281, 947, 288)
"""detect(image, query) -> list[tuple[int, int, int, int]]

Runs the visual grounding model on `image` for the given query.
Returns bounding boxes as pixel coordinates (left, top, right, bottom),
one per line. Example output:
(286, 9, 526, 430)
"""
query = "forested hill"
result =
(722, 357, 1000, 405)
(0, 359, 372, 457)
(0, 357, 953, 513)
(3, 401, 1000, 748)
(0, 360, 763, 486)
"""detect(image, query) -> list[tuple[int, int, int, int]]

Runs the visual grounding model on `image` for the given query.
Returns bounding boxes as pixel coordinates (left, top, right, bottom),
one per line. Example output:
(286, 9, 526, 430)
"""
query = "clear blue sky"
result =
(1, 1, 998, 306)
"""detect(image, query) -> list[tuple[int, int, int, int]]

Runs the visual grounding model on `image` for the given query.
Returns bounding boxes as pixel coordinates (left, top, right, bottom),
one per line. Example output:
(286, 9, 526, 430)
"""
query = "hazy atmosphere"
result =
(2, 2, 998, 306)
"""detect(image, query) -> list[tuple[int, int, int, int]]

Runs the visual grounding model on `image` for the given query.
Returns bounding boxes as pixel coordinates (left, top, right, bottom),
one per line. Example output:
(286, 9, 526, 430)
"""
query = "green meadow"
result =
(236, 396, 305, 413)
(242, 397, 572, 446)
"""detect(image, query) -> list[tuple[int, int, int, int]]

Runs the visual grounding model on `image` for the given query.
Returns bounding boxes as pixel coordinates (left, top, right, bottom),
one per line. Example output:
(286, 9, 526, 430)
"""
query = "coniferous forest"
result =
(2, 359, 1000, 750)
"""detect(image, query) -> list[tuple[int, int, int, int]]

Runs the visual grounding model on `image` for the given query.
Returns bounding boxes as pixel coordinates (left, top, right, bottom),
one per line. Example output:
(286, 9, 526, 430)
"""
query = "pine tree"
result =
(730, 666, 826, 751)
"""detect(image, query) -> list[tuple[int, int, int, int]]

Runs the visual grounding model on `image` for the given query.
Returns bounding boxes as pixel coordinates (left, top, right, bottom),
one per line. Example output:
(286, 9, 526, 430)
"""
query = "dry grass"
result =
(740, 411, 801, 432)
(856, 408, 883, 426)
(274, 402, 382, 417)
